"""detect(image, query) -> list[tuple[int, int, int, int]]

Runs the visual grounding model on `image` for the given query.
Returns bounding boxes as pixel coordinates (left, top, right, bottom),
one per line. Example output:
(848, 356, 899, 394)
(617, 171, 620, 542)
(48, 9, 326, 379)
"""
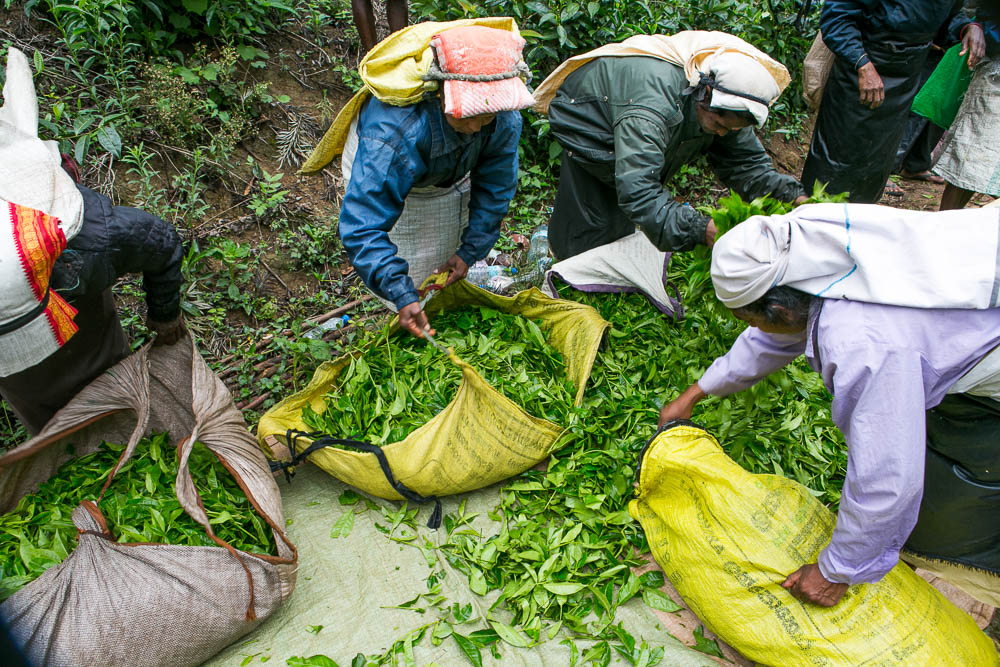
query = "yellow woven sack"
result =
(300, 17, 522, 173)
(629, 422, 999, 666)
(258, 281, 608, 500)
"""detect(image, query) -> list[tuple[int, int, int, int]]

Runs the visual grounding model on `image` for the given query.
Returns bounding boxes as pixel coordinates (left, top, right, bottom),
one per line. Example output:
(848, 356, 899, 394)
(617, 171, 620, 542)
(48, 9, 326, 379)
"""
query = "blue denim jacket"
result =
(339, 96, 521, 309)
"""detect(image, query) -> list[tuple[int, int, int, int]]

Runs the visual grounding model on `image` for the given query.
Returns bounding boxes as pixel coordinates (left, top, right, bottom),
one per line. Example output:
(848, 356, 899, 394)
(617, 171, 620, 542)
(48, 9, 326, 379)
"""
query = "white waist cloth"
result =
(342, 117, 470, 311)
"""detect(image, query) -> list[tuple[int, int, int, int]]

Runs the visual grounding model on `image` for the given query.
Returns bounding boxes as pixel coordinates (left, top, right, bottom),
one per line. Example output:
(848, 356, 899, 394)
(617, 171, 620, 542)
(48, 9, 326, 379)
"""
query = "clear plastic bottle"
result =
(465, 260, 492, 286)
(527, 225, 549, 262)
(305, 314, 350, 340)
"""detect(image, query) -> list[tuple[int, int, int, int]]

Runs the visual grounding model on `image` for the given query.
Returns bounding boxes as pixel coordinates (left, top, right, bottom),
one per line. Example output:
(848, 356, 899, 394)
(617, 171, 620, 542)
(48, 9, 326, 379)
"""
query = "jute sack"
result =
(0, 337, 297, 667)
(803, 32, 834, 111)
(629, 421, 999, 666)
(258, 280, 608, 508)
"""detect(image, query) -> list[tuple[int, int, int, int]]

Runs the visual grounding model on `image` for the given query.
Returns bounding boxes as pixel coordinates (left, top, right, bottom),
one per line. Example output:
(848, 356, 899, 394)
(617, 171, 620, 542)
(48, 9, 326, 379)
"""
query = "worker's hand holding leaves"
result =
(793, 195, 809, 206)
(960, 23, 987, 69)
(782, 563, 848, 607)
(398, 302, 435, 339)
(434, 254, 469, 287)
(147, 315, 187, 347)
(704, 220, 718, 248)
(857, 62, 884, 109)
(658, 383, 707, 427)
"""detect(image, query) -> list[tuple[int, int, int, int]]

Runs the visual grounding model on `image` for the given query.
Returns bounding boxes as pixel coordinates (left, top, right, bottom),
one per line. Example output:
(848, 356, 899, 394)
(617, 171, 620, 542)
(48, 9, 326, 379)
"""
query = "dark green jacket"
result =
(548, 56, 804, 251)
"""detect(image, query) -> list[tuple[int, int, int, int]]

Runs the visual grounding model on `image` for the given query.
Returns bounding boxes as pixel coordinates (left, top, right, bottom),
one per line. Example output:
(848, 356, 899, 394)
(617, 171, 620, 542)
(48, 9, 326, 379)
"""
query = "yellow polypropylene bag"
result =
(258, 281, 609, 500)
(300, 17, 522, 173)
(629, 422, 1000, 666)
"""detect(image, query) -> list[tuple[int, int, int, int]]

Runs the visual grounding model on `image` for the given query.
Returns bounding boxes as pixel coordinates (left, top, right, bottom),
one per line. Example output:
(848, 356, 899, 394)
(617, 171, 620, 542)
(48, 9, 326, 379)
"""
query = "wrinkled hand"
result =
(658, 383, 707, 427)
(704, 220, 718, 248)
(782, 564, 848, 607)
(434, 254, 470, 287)
(961, 23, 986, 69)
(147, 315, 187, 347)
(857, 62, 885, 109)
(398, 302, 435, 339)
(793, 195, 809, 206)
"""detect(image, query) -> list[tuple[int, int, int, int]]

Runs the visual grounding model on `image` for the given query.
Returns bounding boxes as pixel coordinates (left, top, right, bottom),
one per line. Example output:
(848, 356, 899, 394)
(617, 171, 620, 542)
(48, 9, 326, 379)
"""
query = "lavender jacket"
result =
(698, 298, 1000, 584)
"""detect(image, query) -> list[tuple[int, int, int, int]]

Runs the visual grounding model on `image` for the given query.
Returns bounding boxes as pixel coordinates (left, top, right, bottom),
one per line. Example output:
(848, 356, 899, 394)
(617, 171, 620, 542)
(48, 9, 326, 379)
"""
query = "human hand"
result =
(781, 563, 848, 606)
(398, 302, 435, 339)
(147, 315, 187, 346)
(960, 23, 986, 69)
(658, 383, 707, 427)
(434, 254, 470, 287)
(793, 195, 809, 206)
(857, 62, 884, 109)
(704, 220, 718, 248)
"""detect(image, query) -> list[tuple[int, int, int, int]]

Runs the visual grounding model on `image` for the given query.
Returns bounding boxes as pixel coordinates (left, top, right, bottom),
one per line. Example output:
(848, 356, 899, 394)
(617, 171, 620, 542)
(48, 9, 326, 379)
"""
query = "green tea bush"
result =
(17, 0, 298, 53)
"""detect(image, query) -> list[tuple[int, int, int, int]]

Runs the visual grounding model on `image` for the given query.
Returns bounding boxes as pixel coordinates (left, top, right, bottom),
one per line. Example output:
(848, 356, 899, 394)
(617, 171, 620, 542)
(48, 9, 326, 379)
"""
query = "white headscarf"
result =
(0, 48, 83, 240)
(703, 52, 782, 127)
(711, 203, 1000, 310)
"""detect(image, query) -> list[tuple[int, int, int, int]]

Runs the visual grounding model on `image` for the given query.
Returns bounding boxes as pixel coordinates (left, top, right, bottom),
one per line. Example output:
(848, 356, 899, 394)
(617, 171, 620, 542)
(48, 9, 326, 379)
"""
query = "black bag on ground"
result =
(906, 393, 1000, 575)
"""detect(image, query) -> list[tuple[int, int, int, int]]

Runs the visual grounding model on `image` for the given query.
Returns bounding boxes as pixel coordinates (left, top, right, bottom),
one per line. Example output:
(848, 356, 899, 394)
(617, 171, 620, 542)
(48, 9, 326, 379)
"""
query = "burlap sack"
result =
(0, 337, 297, 667)
(803, 32, 834, 111)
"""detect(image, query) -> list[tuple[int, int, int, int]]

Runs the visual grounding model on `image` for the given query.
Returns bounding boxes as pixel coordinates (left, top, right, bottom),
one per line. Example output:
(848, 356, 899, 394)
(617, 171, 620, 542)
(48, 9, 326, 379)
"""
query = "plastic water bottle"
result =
(509, 225, 552, 290)
(466, 261, 504, 287)
(305, 314, 350, 340)
(527, 225, 549, 262)
(465, 260, 491, 286)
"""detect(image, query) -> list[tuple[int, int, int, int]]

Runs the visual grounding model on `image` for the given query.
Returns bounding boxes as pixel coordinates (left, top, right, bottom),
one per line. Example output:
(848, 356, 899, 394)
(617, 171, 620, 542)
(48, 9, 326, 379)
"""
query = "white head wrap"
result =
(711, 203, 1000, 310)
(0, 48, 83, 240)
(702, 51, 782, 127)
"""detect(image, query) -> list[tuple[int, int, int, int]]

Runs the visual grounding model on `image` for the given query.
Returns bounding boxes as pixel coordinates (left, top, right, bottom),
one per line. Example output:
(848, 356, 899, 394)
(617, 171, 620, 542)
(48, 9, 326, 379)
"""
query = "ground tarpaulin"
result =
(203, 461, 739, 666)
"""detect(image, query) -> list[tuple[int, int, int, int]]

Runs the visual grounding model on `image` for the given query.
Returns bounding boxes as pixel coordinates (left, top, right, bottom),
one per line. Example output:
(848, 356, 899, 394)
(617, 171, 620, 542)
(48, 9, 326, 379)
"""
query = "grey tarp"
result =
(203, 460, 748, 666)
(0, 338, 297, 667)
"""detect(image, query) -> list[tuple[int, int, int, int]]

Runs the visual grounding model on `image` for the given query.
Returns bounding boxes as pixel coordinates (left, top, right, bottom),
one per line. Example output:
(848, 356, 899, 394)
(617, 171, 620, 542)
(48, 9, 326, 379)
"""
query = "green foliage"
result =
(302, 307, 575, 445)
(681, 185, 851, 299)
(0, 433, 277, 601)
(141, 46, 281, 160)
(411, 0, 820, 124)
(249, 164, 290, 221)
(23, 0, 298, 54)
(0, 401, 28, 453)
(277, 221, 341, 272)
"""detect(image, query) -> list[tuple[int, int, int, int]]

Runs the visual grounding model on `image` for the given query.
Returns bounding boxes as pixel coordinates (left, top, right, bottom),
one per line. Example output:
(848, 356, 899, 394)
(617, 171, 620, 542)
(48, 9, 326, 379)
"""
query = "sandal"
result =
(883, 180, 905, 197)
(900, 169, 946, 185)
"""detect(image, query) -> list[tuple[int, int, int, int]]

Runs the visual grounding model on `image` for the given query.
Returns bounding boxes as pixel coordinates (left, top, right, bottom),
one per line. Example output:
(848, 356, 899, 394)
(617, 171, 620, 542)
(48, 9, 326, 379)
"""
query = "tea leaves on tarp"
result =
(0, 432, 277, 601)
(301, 307, 575, 446)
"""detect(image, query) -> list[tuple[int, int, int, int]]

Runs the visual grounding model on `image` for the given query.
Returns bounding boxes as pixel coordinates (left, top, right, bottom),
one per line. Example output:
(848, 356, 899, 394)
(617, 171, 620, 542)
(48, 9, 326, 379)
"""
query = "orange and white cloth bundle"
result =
(430, 26, 534, 119)
(0, 199, 78, 377)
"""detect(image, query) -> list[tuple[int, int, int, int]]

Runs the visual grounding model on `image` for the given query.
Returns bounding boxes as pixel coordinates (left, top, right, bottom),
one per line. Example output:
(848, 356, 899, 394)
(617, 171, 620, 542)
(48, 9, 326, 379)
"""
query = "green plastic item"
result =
(912, 44, 973, 129)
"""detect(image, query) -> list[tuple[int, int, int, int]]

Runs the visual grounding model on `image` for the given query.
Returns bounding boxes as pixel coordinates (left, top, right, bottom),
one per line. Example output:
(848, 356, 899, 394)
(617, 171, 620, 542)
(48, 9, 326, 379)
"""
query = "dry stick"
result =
(262, 261, 292, 294)
(192, 201, 246, 231)
(235, 317, 382, 410)
(308, 295, 376, 325)
(217, 297, 381, 379)
(217, 303, 352, 373)
(279, 28, 333, 64)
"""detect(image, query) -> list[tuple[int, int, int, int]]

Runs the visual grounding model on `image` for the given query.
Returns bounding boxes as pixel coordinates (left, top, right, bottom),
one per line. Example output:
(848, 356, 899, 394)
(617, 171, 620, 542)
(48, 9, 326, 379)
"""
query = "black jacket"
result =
(549, 57, 803, 251)
(821, 0, 971, 68)
(50, 185, 184, 322)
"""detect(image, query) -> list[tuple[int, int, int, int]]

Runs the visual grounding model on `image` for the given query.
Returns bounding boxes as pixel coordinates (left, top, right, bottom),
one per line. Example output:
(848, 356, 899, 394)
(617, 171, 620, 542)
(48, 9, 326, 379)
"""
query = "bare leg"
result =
(351, 0, 378, 53)
(386, 0, 408, 34)
(939, 182, 976, 211)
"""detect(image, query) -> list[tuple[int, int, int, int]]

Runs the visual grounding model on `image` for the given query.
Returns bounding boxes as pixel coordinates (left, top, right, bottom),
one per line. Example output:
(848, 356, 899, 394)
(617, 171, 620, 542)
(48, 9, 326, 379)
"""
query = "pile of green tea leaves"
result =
(683, 184, 849, 298)
(283, 192, 850, 666)
(302, 307, 575, 445)
(360, 193, 850, 665)
(0, 433, 277, 601)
